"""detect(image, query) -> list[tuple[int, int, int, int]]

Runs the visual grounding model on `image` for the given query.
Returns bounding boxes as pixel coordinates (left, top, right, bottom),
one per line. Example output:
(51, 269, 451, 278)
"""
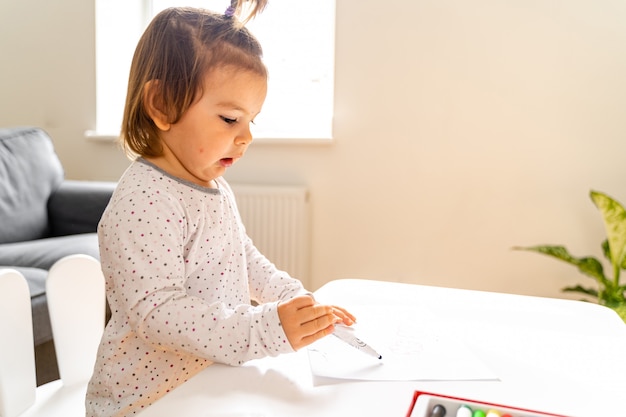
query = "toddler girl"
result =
(85, 3, 354, 416)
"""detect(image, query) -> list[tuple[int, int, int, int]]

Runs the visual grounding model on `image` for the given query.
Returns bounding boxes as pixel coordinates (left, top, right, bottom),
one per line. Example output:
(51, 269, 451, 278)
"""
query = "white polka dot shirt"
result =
(85, 159, 306, 416)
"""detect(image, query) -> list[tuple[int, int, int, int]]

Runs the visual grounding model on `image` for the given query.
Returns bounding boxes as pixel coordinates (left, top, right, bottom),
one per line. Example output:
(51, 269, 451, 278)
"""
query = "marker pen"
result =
(429, 404, 447, 417)
(456, 405, 472, 417)
(332, 324, 382, 360)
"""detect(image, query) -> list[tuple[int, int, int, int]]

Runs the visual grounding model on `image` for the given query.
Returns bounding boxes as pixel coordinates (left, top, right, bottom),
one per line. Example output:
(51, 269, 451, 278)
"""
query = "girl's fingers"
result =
(302, 304, 336, 322)
(331, 306, 357, 325)
(278, 297, 334, 350)
(299, 309, 340, 335)
(298, 324, 335, 346)
(277, 297, 357, 350)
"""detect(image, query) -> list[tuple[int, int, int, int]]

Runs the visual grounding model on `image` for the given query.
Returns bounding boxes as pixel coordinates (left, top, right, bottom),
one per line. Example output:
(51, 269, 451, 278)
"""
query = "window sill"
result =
(84, 130, 334, 145)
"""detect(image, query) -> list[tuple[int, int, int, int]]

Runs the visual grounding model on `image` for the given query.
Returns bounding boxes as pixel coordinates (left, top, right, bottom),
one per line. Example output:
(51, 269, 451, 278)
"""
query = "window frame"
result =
(88, 0, 336, 144)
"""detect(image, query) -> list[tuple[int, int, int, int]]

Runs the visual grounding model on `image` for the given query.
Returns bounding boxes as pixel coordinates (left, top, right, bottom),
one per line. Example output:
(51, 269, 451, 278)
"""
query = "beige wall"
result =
(3, 0, 626, 298)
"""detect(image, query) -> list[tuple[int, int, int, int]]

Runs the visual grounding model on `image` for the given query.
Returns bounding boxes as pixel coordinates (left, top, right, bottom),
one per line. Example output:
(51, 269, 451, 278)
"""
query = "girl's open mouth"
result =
(220, 158, 234, 167)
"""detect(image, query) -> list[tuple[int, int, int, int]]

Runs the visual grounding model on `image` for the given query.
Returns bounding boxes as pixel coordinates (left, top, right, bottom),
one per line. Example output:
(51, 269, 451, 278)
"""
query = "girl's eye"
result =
(220, 116, 237, 125)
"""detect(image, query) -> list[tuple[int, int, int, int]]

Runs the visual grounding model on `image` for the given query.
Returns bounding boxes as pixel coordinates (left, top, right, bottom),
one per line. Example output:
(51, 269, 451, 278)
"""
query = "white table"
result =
(137, 279, 626, 417)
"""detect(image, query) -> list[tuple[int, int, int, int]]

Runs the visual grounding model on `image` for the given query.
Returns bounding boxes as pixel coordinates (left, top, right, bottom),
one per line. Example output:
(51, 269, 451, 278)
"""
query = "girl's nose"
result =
(236, 126, 253, 146)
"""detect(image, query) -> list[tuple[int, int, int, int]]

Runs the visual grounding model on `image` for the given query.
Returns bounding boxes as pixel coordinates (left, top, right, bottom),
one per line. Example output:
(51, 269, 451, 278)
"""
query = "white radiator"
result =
(230, 184, 310, 284)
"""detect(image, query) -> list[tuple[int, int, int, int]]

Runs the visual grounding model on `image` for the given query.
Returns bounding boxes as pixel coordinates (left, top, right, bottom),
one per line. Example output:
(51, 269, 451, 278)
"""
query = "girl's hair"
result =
(121, 1, 268, 158)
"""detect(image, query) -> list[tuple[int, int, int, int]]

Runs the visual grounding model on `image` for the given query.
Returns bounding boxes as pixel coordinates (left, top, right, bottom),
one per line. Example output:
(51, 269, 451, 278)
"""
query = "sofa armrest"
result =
(47, 180, 116, 236)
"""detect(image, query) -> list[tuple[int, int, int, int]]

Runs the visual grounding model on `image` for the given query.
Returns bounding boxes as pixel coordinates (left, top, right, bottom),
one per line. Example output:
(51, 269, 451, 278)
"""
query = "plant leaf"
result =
(600, 239, 626, 270)
(599, 281, 626, 306)
(601, 239, 611, 262)
(590, 190, 626, 283)
(562, 285, 599, 298)
(512, 245, 608, 285)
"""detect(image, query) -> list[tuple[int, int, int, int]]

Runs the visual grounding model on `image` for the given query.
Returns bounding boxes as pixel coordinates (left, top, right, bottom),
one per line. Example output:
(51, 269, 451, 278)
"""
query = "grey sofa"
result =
(0, 126, 115, 385)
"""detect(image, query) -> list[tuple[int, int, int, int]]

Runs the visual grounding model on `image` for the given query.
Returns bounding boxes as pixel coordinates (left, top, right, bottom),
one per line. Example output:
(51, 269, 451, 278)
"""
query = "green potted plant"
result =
(514, 190, 626, 323)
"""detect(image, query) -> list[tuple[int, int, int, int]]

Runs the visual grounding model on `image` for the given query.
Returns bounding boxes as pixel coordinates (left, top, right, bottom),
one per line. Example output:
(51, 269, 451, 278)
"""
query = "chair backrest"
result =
(0, 269, 37, 417)
(46, 254, 106, 386)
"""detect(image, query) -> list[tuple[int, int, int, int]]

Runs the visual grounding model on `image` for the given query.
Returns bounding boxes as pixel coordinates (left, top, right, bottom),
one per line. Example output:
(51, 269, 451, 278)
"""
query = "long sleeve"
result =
(99, 185, 294, 365)
(216, 181, 306, 304)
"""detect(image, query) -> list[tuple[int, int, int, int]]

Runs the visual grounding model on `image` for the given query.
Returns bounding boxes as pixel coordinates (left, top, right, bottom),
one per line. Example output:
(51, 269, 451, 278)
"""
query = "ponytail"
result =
(225, 0, 269, 24)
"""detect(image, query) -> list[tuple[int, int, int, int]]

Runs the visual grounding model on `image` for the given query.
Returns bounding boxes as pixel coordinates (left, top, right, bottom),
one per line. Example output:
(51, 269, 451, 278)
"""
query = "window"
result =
(93, 0, 335, 141)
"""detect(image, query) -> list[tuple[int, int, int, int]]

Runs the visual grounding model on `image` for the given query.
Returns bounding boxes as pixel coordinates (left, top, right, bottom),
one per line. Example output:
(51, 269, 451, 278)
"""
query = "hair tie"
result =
(224, 0, 237, 17)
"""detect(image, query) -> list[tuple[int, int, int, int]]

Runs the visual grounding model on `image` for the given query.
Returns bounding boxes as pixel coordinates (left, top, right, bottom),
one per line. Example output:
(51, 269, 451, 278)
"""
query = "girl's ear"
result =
(143, 80, 171, 131)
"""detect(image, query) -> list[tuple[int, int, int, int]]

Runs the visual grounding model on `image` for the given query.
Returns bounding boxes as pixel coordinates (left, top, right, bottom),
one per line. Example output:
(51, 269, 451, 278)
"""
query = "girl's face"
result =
(149, 66, 267, 188)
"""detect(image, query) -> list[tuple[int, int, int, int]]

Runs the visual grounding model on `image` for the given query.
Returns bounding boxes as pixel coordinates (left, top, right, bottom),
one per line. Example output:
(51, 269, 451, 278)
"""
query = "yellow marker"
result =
(486, 410, 501, 417)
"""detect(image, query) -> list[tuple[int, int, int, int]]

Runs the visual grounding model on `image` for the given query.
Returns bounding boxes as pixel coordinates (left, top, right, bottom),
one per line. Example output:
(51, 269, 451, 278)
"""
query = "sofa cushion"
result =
(0, 127, 64, 244)
(0, 233, 100, 271)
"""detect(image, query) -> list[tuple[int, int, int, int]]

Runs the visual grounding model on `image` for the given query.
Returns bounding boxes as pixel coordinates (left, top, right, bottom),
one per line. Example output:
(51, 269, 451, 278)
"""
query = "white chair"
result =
(0, 269, 37, 417)
(45, 254, 106, 386)
(0, 254, 105, 417)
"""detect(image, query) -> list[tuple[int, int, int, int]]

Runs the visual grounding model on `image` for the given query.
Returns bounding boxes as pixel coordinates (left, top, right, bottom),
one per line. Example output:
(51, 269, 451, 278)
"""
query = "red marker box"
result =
(406, 391, 571, 417)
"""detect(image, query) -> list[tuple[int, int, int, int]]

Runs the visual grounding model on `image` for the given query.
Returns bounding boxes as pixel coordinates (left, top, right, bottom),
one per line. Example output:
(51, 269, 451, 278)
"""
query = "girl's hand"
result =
(278, 295, 344, 350)
(330, 305, 356, 326)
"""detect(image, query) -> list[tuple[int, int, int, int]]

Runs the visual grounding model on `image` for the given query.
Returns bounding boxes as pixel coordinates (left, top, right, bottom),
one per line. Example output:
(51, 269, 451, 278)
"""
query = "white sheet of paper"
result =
(307, 305, 498, 382)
